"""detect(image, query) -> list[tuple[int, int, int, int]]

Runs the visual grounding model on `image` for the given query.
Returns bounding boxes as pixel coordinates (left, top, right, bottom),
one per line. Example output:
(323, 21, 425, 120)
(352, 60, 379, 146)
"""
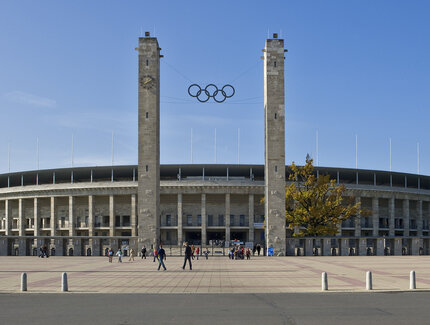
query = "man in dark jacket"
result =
(182, 242, 192, 270)
(157, 245, 167, 271)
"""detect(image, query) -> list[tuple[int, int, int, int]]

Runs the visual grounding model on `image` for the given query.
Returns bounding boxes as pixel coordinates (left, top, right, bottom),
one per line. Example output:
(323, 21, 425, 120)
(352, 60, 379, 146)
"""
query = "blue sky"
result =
(0, 1, 429, 175)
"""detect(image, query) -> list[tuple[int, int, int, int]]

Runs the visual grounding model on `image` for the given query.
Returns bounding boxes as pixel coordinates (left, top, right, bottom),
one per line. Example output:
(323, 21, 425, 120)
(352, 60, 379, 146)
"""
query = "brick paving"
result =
(0, 255, 429, 294)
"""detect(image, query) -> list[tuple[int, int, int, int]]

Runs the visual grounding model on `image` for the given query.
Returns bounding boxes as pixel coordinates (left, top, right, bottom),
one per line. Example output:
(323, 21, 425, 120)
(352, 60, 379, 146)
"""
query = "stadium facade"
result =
(1, 34, 429, 257)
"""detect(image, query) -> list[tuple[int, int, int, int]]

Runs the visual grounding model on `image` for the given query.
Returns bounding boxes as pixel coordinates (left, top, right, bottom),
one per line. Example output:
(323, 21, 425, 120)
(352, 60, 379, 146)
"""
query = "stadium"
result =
(1, 33, 429, 257)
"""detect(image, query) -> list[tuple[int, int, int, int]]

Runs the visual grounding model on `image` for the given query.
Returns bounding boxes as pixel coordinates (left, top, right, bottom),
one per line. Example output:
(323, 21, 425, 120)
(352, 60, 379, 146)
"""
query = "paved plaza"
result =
(0, 256, 430, 293)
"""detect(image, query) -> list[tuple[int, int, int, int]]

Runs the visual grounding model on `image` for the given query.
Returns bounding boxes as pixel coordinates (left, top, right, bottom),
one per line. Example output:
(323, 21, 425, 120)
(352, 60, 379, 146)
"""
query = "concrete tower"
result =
(137, 33, 161, 249)
(264, 34, 286, 256)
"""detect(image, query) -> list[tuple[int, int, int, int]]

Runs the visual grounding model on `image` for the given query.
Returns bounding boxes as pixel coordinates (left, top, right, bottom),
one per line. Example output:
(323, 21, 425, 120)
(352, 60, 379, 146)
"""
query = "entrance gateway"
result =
(137, 32, 287, 255)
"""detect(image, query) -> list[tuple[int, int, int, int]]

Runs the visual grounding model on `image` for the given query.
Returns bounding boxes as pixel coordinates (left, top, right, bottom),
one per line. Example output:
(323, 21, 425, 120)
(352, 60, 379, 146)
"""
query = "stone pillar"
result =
(177, 193, 183, 245)
(68, 196, 75, 236)
(18, 199, 24, 236)
(394, 238, 402, 255)
(322, 238, 331, 256)
(340, 238, 349, 256)
(109, 195, 115, 237)
(417, 200, 423, 237)
(131, 194, 137, 237)
(286, 238, 295, 256)
(88, 196, 94, 237)
(4, 200, 11, 236)
(0, 238, 7, 256)
(50, 197, 56, 238)
(264, 35, 286, 256)
(201, 194, 207, 246)
(359, 238, 367, 256)
(137, 34, 161, 249)
(74, 238, 82, 256)
(110, 238, 118, 251)
(225, 193, 231, 242)
(68, 196, 75, 251)
(33, 198, 39, 249)
(248, 194, 255, 242)
(411, 238, 420, 255)
(403, 199, 410, 236)
(354, 196, 361, 237)
(54, 238, 64, 256)
(389, 198, 395, 236)
(91, 238, 100, 256)
(372, 197, 379, 236)
(376, 238, 384, 256)
(304, 239, 313, 256)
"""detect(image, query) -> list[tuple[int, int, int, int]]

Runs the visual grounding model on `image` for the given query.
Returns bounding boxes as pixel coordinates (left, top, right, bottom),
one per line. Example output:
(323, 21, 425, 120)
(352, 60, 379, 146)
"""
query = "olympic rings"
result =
(188, 84, 235, 103)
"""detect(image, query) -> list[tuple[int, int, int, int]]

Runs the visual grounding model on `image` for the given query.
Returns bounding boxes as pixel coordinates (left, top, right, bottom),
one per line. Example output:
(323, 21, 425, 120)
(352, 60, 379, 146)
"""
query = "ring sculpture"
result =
(188, 84, 235, 103)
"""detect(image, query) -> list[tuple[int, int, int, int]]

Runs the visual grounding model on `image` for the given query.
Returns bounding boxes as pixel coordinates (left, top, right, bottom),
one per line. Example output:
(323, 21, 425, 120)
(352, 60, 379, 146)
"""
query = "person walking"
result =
(257, 244, 261, 256)
(116, 249, 123, 263)
(246, 248, 251, 260)
(195, 246, 199, 260)
(191, 245, 195, 260)
(157, 245, 167, 271)
(108, 248, 114, 263)
(141, 246, 147, 259)
(128, 248, 135, 262)
(182, 242, 192, 270)
(153, 248, 158, 262)
(204, 248, 209, 260)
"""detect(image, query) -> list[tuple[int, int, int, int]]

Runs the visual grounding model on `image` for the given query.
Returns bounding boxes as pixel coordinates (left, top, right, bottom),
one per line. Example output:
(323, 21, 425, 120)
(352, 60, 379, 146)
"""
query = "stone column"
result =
(109, 195, 115, 237)
(340, 238, 349, 256)
(18, 199, 24, 236)
(201, 194, 207, 246)
(68, 196, 75, 252)
(411, 238, 420, 255)
(417, 200, 423, 237)
(18, 199, 27, 256)
(131, 194, 137, 237)
(394, 238, 402, 255)
(286, 238, 295, 256)
(177, 193, 183, 246)
(88, 195, 95, 255)
(322, 238, 331, 256)
(403, 199, 410, 236)
(225, 193, 231, 242)
(88, 196, 94, 237)
(4, 200, 11, 236)
(354, 196, 361, 237)
(389, 198, 395, 236)
(248, 194, 255, 242)
(358, 238, 366, 256)
(91, 237, 101, 256)
(33, 198, 39, 242)
(137, 34, 161, 249)
(304, 239, 313, 256)
(376, 238, 384, 256)
(0, 238, 7, 256)
(372, 197, 379, 236)
(54, 238, 64, 256)
(264, 35, 286, 256)
(50, 197, 56, 237)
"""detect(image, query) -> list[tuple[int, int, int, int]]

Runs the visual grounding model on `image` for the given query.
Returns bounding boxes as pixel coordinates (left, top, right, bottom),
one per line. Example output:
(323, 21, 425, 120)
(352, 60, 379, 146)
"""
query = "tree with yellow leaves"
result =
(286, 156, 364, 237)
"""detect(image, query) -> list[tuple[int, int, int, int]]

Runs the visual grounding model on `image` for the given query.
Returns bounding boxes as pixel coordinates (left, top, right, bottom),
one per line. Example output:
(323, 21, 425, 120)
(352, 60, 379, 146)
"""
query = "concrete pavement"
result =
(1, 256, 430, 293)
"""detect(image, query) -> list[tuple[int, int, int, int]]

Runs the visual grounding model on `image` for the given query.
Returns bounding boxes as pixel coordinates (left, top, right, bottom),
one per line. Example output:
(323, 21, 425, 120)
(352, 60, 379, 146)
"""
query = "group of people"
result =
(229, 246, 252, 260)
(38, 245, 49, 258)
(106, 248, 136, 263)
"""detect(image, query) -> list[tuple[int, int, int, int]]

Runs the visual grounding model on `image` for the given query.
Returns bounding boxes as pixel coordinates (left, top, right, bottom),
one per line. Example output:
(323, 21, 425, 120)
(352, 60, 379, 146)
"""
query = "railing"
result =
(160, 219, 178, 227)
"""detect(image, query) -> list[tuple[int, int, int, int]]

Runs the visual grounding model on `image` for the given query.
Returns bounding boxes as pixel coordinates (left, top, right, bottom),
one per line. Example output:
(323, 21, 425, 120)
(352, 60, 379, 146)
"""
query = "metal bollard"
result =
(322, 272, 328, 291)
(61, 272, 68, 292)
(21, 273, 27, 292)
(410, 270, 416, 290)
(366, 271, 372, 290)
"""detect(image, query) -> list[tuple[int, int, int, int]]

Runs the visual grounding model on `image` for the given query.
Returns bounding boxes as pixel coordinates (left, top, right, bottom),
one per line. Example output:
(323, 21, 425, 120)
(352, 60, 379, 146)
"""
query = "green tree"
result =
(286, 156, 364, 236)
